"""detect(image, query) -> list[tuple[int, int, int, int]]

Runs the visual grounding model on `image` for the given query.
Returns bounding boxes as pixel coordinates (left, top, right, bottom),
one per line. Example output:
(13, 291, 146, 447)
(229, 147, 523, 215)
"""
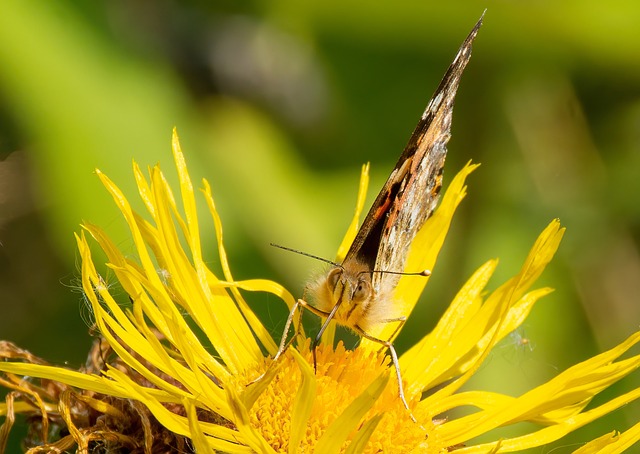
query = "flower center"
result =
(244, 341, 434, 453)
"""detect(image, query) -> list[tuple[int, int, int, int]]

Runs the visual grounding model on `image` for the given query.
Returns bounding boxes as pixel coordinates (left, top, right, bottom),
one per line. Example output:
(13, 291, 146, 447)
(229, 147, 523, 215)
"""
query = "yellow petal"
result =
(361, 162, 478, 349)
(185, 399, 214, 453)
(324, 163, 371, 347)
(95, 140, 265, 374)
(437, 332, 640, 448)
(226, 385, 278, 454)
(344, 413, 384, 454)
(575, 421, 640, 453)
(0, 362, 129, 399)
(202, 178, 280, 354)
(288, 348, 318, 454)
(315, 372, 389, 453)
(414, 221, 563, 404)
(402, 259, 497, 393)
(336, 163, 370, 263)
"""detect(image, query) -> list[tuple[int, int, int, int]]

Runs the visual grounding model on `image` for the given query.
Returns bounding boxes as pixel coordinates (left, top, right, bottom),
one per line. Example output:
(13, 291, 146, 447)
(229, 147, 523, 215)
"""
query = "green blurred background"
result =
(1, 1, 639, 451)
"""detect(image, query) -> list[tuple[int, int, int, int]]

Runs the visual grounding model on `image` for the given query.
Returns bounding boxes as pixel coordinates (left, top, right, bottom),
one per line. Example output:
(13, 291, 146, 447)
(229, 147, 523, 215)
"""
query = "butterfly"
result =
(274, 14, 483, 422)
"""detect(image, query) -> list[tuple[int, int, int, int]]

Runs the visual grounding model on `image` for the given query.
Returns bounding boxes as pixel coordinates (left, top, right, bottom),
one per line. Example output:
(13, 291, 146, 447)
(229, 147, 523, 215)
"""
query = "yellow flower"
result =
(1, 129, 640, 453)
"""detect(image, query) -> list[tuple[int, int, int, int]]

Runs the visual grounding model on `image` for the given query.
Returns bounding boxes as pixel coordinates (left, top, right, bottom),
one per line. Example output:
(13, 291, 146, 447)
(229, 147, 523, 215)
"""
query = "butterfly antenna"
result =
(366, 269, 431, 277)
(270, 243, 342, 268)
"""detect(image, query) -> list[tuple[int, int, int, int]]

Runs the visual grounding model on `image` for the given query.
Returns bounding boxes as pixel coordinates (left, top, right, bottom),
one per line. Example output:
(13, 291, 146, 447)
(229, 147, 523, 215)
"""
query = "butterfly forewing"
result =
(344, 18, 482, 294)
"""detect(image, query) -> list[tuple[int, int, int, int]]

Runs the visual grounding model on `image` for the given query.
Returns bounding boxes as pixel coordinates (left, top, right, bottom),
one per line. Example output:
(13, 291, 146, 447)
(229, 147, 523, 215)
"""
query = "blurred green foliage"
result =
(1, 2, 639, 451)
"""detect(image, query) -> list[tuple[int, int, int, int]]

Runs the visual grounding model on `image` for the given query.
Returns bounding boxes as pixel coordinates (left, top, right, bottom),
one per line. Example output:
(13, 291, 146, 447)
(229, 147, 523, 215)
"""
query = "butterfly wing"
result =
(344, 16, 483, 293)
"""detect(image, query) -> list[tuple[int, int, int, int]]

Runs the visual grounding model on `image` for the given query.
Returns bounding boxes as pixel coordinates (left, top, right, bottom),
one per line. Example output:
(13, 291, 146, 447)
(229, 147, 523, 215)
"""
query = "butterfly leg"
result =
(247, 299, 303, 386)
(381, 316, 407, 345)
(297, 299, 340, 373)
(353, 324, 419, 425)
(273, 299, 303, 361)
(368, 317, 406, 356)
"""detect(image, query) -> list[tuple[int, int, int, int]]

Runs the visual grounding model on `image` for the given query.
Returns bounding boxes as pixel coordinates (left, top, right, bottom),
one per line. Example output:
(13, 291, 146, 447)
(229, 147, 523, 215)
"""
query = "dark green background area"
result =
(1, 2, 639, 452)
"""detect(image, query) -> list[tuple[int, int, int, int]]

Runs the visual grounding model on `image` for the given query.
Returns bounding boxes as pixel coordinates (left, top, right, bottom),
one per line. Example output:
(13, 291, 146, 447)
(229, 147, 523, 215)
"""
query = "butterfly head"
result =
(310, 261, 377, 328)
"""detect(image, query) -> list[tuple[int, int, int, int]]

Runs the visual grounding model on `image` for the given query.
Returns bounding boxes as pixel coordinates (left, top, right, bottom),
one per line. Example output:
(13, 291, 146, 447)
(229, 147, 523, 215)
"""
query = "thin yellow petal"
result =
(344, 413, 384, 454)
(573, 431, 619, 454)
(226, 278, 296, 310)
(438, 332, 640, 447)
(0, 362, 129, 399)
(429, 390, 587, 426)
(108, 367, 250, 452)
(288, 348, 317, 454)
(0, 400, 56, 417)
(132, 160, 156, 217)
(415, 221, 564, 406)
(361, 162, 478, 349)
(454, 386, 640, 453)
(315, 373, 389, 453)
(226, 385, 278, 454)
(202, 178, 280, 355)
(241, 365, 280, 414)
(149, 164, 258, 372)
(577, 421, 640, 453)
(74, 394, 126, 419)
(323, 163, 371, 347)
(402, 259, 497, 393)
(79, 232, 226, 410)
(185, 399, 212, 452)
(166, 142, 263, 367)
(95, 168, 164, 293)
(400, 161, 478, 305)
(493, 219, 565, 307)
(336, 163, 370, 263)
(98, 147, 263, 375)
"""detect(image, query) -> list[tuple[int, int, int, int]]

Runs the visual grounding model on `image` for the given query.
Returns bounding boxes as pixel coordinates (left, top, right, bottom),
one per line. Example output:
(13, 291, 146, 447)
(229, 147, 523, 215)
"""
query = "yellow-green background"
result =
(1, 2, 638, 452)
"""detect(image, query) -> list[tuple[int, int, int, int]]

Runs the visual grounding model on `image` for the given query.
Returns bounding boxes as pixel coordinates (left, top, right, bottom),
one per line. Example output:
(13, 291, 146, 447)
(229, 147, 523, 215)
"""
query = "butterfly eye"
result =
(327, 268, 343, 290)
(353, 279, 371, 301)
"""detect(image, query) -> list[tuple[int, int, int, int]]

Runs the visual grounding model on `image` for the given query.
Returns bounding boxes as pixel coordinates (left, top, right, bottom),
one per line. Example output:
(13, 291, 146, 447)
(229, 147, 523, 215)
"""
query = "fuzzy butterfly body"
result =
(308, 17, 482, 336)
